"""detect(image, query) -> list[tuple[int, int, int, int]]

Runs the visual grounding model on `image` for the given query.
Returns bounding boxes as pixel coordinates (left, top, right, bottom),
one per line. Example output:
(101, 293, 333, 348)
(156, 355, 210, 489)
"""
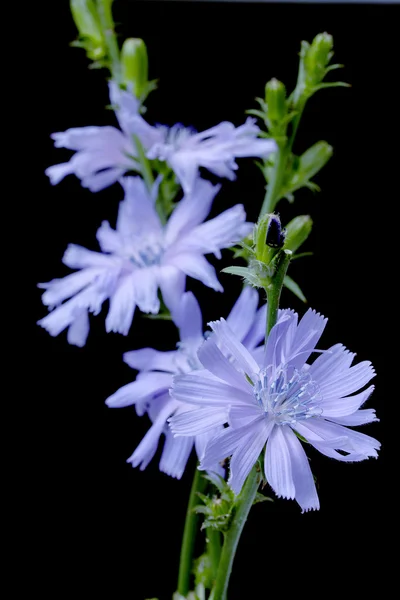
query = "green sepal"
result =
(253, 492, 274, 505)
(284, 275, 307, 303)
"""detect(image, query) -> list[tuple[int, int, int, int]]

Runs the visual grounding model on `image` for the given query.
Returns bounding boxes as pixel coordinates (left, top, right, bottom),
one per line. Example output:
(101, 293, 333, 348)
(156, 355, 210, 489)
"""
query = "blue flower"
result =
(38, 177, 251, 346)
(46, 83, 277, 194)
(170, 310, 380, 512)
(105, 287, 266, 479)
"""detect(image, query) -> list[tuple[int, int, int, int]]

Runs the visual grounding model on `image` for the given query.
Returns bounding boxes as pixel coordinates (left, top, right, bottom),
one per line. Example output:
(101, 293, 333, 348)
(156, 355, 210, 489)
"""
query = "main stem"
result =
(211, 466, 260, 600)
(177, 466, 208, 596)
(260, 144, 286, 217)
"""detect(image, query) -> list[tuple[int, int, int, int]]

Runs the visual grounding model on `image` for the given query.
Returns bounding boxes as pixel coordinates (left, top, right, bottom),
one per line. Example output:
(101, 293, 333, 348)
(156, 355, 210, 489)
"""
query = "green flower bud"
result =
(70, 0, 105, 60)
(298, 141, 333, 182)
(121, 38, 149, 98)
(304, 32, 334, 87)
(265, 78, 287, 124)
(284, 215, 313, 254)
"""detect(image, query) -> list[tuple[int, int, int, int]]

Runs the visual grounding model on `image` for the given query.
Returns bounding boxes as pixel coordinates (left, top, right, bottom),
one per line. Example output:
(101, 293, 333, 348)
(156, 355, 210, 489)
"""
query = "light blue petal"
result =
(225, 287, 259, 344)
(197, 336, 251, 392)
(123, 348, 178, 373)
(164, 179, 220, 246)
(105, 372, 172, 408)
(265, 426, 295, 500)
(159, 432, 194, 479)
(320, 385, 375, 417)
(174, 292, 203, 343)
(166, 252, 223, 292)
(172, 372, 252, 407)
(208, 318, 260, 377)
(169, 406, 228, 436)
(281, 427, 320, 512)
(105, 274, 136, 335)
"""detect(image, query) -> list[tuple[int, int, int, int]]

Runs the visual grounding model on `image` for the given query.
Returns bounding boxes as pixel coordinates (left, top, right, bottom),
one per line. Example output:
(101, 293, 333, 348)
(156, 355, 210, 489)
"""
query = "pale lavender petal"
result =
(228, 404, 263, 428)
(105, 274, 136, 335)
(286, 309, 328, 370)
(318, 361, 375, 401)
(159, 432, 194, 479)
(82, 167, 125, 192)
(51, 126, 126, 151)
(37, 287, 100, 337)
(320, 385, 375, 417)
(127, 399, 176, 471)
(171, 373, 252, 407)
(117, 177, 163, 237)
(174, 292, 203, 343)
(200, 423, 256, 471)
(176, 205, 250, 258)
(195, 427, 224, 464)
(132, 268, 159, 314)
(263, 310, 296, 371)
(208, 318, 260, 376)
(328, 409, 378, 426)
(62, 244, 117, 269)
(45, 163, 74, 185)
(164, 179, 220, 246)
(166, 252, 223, 292)
(242, 303, 267, 351)
(295, 419, 380, 458)
(265, 426, 295, 500)
(96, 221, 123, 254)
(281, 427, 320, 512)
(305, 436, 367, 462)
(197, 336, 251, 392)
(123, 348, 178, 373)
(308, 344, 356, 383)
(225, 287, 259, 344)
(66, 310, 90, 347)
(169, 406, 228, 436)
(229, 418, 274, 494)
(157, 265, 186, 313)
(105, 372, 172, 408)
(167, 153, 199, 196)
(38, 267, 103, 307)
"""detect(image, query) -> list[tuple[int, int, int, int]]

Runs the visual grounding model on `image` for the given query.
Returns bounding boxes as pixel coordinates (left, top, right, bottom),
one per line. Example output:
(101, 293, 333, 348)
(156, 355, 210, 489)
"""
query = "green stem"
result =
(177, 466, 207, 597)
(210, 465, 260, 600)
(132, 134, 167, 226)
(260, 144, 287, 217)
(97, 0, 121, 82)
(207, 528, 222, 583)
(266, 250, 292, 336)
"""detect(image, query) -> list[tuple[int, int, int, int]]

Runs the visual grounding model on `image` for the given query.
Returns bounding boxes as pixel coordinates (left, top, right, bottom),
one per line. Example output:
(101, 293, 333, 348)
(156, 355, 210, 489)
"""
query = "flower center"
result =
(121, 234, 164, 268)
(253, 365, 322, 425)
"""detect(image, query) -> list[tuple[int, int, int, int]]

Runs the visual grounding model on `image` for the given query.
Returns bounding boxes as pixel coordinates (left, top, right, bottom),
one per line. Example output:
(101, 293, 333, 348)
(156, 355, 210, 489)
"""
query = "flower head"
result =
(147, 118, 277, 195)
(38, 177, 251, 346)
(105, 287, 266, 479)
(171, 309, 380, 512)
(46, 81, 277, 195)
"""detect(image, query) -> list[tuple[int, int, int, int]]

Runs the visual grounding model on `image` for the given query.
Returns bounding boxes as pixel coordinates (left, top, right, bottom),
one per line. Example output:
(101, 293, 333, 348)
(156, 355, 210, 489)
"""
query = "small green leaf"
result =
(284, 275, 307, 303)
(253, 492, 274, 505)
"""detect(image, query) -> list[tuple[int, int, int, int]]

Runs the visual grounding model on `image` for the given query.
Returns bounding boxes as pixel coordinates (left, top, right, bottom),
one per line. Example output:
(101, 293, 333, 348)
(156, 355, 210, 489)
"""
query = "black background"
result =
(27, 1, 392, 597)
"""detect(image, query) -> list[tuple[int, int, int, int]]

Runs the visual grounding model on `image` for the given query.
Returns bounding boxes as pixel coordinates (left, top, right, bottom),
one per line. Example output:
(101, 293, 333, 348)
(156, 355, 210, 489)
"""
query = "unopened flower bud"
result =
(304, 32, 334, 87)
(298, 141, 333, 181)
(70, 0, 105, 59)
(121, 38, 149, 98)
(284, 215, 313, 254)
(265, 79, 287, 124)
(265, 214, 286, 249)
